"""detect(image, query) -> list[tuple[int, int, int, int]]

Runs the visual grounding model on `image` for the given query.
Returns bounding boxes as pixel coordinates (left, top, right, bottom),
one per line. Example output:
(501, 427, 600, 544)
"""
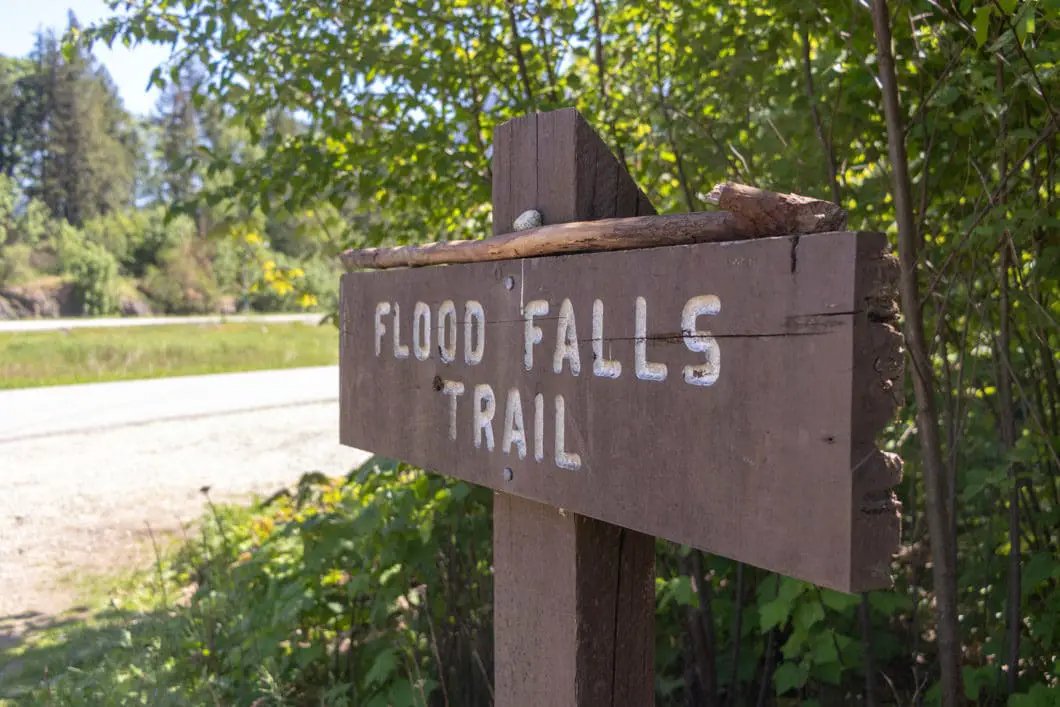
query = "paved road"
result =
(0, 367, 371, 636)
(0, 313, 324, 334)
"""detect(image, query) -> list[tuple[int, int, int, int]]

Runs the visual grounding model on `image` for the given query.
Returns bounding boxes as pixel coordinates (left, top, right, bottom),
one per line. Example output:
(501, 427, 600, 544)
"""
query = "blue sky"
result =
(1, 0, 170, 116)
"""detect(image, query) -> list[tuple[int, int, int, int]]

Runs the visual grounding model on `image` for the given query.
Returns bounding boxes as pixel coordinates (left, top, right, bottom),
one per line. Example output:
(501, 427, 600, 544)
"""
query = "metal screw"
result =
(503, 467, 514, 482)
(504, 275, 515, 290)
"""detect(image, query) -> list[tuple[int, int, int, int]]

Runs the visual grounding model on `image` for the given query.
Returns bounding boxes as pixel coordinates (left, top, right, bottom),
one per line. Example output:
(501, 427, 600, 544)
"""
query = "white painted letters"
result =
(501, 388, 527, 459)
(442, 380, 465, 440)
(437, 300, 457, 363)
(553, 298, 581, 376)
(374, 292, 723, 472)
(554, 394, 582, 471)
(534, 392, 544, 462)
(634, 296, 667, 381)
(465, 301, 485, 365)
(523, 300, 548, 371)
(374, 302, 391, 357)
(473, 383, 495, 451)
(392, 303, 410, 359)
(412, 302, 431, 361)
(681, 295, 721, 386)
(592, 299, 622, 379)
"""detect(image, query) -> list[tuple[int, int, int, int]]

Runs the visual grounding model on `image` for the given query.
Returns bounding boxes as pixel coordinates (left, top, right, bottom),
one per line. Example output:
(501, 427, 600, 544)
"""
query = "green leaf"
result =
(974, 6, 994, 46)
(773, 662, 808, 695)
(389, 679, 417, 706)
(759, 596, 792, 631)
(671, 576, 698, 608)
(820, 589, 860, 612)
(364, 648, 398, 687)
(793, 600, 825, 633)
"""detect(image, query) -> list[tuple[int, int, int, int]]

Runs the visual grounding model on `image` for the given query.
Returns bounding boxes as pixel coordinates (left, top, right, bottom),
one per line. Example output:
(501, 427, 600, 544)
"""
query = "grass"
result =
(0, 500, 259, 706)
(0, 321, 339, 389)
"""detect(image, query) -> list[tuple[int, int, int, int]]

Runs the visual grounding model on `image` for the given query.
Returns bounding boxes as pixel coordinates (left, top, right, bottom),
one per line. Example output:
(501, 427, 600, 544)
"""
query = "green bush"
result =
(82, 207, 196, 278)
(10, 460, 493, 706)
(141, 238, 220, 314)
(8, 453, 1060, 705)
(55, 228, 120, 315)
(0, 243, 36, 287)
(65, 242, 120, 316)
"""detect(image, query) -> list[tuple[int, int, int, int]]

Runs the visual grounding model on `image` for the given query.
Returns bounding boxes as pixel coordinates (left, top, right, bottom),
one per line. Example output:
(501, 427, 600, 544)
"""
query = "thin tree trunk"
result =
(691, 551, 719, 706)
(859, 594, 879, 707)
(592, 0, 627, 170)
(680, 552, 718, 707)
(724, 563, 745, 707)
(869, 1, 965, 703)
(996, 58, 1021, 696)
(799, 22, 840, 204)
(504, 1, 536, 110)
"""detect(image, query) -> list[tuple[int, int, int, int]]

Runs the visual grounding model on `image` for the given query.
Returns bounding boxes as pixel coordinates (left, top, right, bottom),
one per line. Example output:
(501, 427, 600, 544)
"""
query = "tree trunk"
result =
(869, 1, 965, 703)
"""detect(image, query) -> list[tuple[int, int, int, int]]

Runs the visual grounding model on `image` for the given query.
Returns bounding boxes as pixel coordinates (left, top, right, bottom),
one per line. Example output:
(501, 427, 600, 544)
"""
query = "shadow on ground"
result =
(0, 601, 165, 701)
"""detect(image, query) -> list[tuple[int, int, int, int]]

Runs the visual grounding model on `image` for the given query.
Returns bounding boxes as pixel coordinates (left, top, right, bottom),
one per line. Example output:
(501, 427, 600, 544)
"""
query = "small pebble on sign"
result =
(504, 276, 515, 290)
(513, 209, 542, 231)
(503, 467, 514, 482)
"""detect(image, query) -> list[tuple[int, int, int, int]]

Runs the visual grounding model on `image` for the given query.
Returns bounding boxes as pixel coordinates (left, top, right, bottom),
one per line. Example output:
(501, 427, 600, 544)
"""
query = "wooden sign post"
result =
(339, 109, 903, 706)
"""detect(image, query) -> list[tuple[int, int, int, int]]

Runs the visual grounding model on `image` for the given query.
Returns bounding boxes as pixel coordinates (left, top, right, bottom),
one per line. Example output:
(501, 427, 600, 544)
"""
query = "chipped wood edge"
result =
(849, 231, 905, 592)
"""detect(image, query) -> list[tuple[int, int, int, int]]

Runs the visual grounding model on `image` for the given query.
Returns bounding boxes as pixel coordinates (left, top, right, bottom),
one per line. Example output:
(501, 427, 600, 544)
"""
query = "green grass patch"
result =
(0, 321, 338, 389)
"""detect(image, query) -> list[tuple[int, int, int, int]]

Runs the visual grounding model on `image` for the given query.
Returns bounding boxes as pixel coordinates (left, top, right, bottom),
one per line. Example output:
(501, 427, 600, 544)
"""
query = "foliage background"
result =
(0, 24, 347, 317)
(7, 0, 1060, 704)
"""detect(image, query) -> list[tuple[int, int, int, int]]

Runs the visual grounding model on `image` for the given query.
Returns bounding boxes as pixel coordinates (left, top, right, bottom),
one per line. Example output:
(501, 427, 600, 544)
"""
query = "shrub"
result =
(141, 238, 220, 314)
(54, 227, 120, 315)
(11, 459, 494, 706)
(65, 241, 120, 316)
(0, 243, 36, 287)
(82, 207, 196, 278)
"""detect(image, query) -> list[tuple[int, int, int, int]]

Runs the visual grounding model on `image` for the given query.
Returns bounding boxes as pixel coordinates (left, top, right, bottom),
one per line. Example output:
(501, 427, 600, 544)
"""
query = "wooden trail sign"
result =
(339, 108, 903, 705)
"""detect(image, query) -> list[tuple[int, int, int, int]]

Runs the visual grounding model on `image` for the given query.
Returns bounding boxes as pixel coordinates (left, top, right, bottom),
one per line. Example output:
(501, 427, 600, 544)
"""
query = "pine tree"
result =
(27, 16, 138, 226)
(151, 62, 205, 205)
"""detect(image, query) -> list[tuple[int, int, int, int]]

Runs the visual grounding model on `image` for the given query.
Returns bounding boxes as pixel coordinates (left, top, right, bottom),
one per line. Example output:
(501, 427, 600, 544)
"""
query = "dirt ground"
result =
(0, 398, 370, 650)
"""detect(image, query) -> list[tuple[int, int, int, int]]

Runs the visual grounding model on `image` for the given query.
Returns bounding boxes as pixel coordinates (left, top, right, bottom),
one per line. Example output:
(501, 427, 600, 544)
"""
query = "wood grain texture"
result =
(339, 181, 846, 271)
(489, 108, 657, 707)
(338, 229, 901, 593)
(705, 181, 847, 234)
(339, 211, 775, 270)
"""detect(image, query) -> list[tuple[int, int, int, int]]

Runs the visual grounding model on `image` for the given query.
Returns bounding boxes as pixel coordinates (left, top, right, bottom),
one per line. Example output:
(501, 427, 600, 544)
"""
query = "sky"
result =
(0, 0, 170, 116)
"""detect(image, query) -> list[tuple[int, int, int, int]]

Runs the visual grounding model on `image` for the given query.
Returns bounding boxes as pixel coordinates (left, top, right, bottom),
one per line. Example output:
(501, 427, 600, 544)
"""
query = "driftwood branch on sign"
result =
(340, 183, 846, 271)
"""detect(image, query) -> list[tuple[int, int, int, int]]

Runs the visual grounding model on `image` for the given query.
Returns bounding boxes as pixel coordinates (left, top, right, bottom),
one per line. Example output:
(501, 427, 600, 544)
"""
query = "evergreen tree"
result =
(0, 55, 44, 180)
(151, 62, 204, 204)
(28, 16, 138, 226)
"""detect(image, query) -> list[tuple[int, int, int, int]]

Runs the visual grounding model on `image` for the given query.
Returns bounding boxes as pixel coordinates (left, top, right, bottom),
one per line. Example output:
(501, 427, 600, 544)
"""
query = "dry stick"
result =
(341, 184, 846, 270)
(870, 1, 965, 705)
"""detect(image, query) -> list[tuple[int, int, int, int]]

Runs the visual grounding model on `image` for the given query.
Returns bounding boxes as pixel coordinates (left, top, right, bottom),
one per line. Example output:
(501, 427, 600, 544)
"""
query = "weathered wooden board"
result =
(489, 109, 656, 707)
(339, 229, 902, 593)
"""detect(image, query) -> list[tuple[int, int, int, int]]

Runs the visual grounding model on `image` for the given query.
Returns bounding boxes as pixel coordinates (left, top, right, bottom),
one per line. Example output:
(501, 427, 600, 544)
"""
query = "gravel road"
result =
(0, 367, 370, 640)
